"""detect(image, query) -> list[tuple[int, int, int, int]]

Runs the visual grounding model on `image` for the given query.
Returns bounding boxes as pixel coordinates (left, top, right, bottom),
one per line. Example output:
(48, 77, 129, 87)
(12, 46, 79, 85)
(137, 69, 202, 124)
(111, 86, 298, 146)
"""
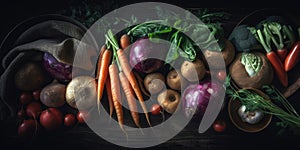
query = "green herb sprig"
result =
(226, 74, 300, 128)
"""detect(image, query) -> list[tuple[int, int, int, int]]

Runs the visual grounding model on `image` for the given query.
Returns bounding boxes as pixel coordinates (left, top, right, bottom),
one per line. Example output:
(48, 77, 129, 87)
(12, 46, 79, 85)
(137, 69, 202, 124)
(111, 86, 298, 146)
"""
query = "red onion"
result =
(182, 80, 224, 118)
(129, 38, 167, 73)
(43, 52, 72, 82)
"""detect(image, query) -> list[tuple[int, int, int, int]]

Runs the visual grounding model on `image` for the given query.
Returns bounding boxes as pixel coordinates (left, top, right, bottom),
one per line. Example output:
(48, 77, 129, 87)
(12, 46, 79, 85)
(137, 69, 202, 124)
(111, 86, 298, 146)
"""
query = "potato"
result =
(40, 82, 66, 107)
(229, 52, 273, 89)
(166, 69, 187, 90)
(181, 59, 206, 82)
(143, 73, 165, 95)
(15, 61, 51, 91)
(157, 89, 180, 114)
(204, 39, 235, 69)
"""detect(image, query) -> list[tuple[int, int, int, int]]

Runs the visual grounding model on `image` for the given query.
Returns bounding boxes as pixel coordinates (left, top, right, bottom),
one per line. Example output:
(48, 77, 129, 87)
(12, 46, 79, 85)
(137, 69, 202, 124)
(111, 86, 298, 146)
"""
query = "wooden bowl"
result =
(228, 88, 272, 133)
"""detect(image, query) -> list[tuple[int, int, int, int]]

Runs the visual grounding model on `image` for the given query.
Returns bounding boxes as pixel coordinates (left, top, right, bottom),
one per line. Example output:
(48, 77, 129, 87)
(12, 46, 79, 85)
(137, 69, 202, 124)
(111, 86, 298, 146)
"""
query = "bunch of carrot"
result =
(96, 30, 151, 133)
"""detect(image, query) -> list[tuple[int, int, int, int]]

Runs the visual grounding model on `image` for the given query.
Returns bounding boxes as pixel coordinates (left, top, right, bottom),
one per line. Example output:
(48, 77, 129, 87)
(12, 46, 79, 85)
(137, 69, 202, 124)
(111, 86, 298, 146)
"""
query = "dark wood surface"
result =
(1, 1, 300, 150)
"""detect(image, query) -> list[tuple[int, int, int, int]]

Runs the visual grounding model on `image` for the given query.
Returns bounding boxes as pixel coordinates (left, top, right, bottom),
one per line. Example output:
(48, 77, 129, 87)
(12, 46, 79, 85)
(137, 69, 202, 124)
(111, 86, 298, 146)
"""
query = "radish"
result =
(39, 108, 63, 131)
(26, 101, 42, 119)
(18, 119, 39, 139)
(64, 113, 76, 127)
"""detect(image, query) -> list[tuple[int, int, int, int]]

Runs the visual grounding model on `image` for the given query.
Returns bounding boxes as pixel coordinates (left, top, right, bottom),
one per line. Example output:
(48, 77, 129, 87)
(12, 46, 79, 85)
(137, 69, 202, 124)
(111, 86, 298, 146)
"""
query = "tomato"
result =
(32, 89, 41, 101)
(151, 104, 162, 115)
(216, 70, 227, 82)
(64, 113, 76, 127)
(19, 92, 32, 105)
(212, 119, 226, 132)
(77, 111, 90, 124)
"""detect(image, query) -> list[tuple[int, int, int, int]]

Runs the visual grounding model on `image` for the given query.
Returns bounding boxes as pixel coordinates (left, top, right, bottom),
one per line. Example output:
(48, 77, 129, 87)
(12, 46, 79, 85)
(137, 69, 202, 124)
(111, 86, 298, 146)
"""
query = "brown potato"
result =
(181, 59, 206, 82)
(143, 73, 166, 95)
(40, 82, 66, 107)
(229, 52, 273, 89)
(157, 89, 180, 114)
(166, 69, 187, 90)
(15, 61, 51, 91)
(204, 39, 235, 69)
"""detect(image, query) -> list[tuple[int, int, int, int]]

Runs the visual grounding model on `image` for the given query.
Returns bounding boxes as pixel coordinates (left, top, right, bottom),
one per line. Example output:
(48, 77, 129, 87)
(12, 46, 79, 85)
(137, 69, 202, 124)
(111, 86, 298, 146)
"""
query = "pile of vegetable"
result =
(11, 7, 300, 143)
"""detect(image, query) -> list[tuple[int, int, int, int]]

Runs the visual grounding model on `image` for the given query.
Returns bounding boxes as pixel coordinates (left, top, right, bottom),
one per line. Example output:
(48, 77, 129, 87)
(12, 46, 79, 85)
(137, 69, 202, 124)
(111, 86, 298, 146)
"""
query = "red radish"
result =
(19, 92, 32, 104)
(151, 104, 162, 115)
(77, 111, 90, 124)
(64, 113, 76, 127)
(26, 101, 42, 119)
(32, 89, 41, 101)
(39, 108, 63, 131)
(18, 119, 39, 139)
(18, 109, 26, 118)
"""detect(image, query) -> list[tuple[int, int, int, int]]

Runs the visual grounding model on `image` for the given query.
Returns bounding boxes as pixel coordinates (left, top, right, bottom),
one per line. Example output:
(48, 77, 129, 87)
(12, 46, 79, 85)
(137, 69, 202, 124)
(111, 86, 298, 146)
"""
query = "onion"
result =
(182, 80, 224, 117)
(43, 52, 72, 82)
(129, 38, 167, 73)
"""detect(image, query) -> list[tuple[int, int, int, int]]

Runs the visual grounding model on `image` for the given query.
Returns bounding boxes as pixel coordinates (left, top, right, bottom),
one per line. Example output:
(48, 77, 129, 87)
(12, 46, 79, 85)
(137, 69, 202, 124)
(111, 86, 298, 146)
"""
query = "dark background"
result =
(1, 0, 300, 150)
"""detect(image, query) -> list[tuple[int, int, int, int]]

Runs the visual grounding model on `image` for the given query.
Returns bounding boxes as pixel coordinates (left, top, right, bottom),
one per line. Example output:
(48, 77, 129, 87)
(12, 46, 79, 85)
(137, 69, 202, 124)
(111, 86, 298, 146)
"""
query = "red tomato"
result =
(151, 104, 162, 115)
(32, 89, 41, 101)
(64, 113, 76, 127)
(77, 111, 90, 124)
(19, 92, 33, 105)
(216, 70, 227, 82)
(18, 109, 26, 118)
(213, 119, 226, 132)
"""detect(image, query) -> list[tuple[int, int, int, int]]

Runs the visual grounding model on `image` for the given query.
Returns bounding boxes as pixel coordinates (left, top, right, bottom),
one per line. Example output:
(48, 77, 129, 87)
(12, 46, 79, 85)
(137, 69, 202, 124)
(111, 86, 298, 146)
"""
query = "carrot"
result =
(96, 45, 106, 79)
(117, 49, 151, 126)
(120, 34, 131, 50)
(105, 74, 114, 118)
(109, 63, 126, 133)
(97, 49, 112, 114)
(119, 71, 140, 128)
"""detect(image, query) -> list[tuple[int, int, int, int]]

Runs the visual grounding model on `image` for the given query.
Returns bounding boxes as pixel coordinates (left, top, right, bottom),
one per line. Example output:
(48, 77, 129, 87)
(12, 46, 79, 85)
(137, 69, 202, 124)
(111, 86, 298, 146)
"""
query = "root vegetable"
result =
(65, 76, 97, 110)
(229, 52, 273, 89)
(181, 59, 206, 82)
(15, 62, 51, 91)
(204, 39, 235, 69)
(40, 82, 66, 107)
(166, 69, 187, 90)
(157, 89, 180, 114)
(64, 113, 76, 127)
(26, 101, 42, 119)
(144, 72, 166, 95)
(39, 108, 63, 131)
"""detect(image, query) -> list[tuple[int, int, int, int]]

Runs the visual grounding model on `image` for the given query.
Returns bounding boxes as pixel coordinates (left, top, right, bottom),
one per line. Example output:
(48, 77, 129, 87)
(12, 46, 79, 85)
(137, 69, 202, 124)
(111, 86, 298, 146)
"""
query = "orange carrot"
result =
(109, 63, 127, 134)
(120, 34, 131, 50)
(119, 71, 140, 128)
(105, 74, 114, 118)
(97, 49, 112, 114)
(117, 49, 151, 126)
(96, 45, 106, 79)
